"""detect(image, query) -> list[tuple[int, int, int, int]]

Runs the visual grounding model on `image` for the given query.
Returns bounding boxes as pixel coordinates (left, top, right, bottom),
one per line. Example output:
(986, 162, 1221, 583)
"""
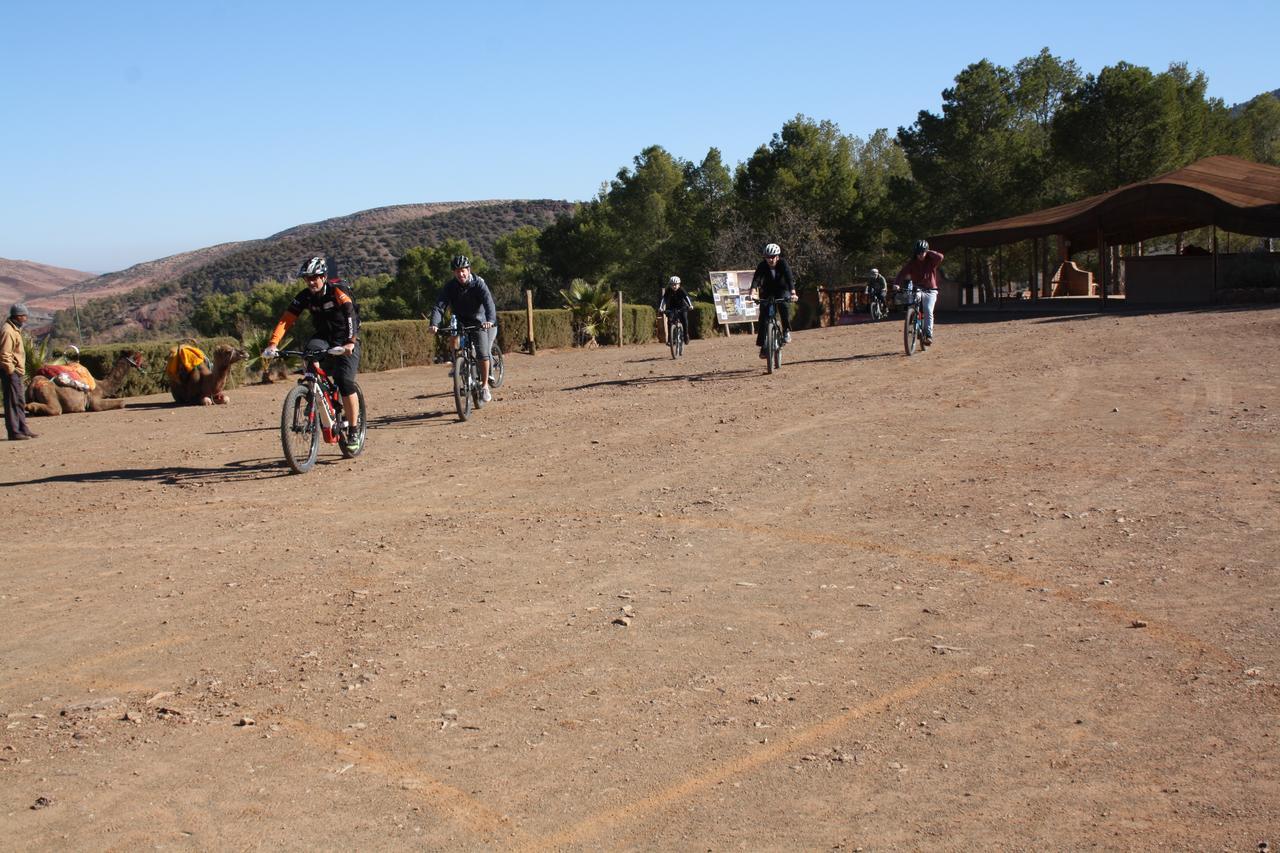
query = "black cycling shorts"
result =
(307, 338, 360, 395)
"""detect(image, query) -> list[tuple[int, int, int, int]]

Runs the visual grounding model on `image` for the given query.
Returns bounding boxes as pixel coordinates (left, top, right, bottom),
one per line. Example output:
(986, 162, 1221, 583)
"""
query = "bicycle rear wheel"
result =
(489, 341, 505, 389)
(904, 307, 919, 356)
(281, 384, 320, 474)
(452, 354, 472, 421)
(338, 382, 368, 459)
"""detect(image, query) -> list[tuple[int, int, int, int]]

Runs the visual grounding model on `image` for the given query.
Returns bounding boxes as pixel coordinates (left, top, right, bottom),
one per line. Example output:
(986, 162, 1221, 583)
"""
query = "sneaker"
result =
(448, 366, 455, 377)
(343, 432, 362, 452)
(482, 386, 492, 403)
(923, 335, 933, 346)
(783, 331, 792, 344)
(759, 347, 767, 359)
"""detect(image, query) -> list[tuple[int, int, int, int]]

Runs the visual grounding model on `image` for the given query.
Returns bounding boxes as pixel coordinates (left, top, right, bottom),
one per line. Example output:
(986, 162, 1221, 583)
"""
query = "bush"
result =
(359, 319, 439, 371)
(612, 304, 655, 345)
(78, 337, 245, 397)
(689, 301, 717, 339)
(496, 308, 574, 351)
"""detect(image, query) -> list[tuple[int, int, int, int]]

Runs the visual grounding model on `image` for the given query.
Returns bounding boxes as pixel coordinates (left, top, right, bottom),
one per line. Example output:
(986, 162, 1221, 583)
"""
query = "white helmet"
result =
(668, 276, 681, 286)
(763, 243, 782, 257)
(870, 268, 879, 276)
(298, 257, 327, 278)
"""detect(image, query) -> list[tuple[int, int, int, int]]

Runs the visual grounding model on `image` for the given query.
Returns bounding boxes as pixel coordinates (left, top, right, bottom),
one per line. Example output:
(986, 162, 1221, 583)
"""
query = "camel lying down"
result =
(169, 344, 248, 406)
(26, 352, 145, 416)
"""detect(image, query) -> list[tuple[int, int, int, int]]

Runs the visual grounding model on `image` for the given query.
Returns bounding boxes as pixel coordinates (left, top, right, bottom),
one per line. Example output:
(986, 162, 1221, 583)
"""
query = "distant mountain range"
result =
(0, 259, 94, 315)
(26, 198, 573, 341)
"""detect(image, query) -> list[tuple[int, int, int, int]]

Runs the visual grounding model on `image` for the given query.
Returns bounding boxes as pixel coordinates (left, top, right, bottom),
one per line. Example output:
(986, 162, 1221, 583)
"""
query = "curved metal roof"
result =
(932, 156, 1280, 251)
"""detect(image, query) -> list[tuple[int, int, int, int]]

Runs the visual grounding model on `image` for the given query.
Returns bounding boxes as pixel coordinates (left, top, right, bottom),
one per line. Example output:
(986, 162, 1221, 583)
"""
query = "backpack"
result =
(330, 279, 360, 331)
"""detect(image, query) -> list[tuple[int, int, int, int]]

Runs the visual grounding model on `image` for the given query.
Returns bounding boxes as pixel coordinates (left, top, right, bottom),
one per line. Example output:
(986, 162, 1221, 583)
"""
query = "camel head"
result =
(212, 344, 249, 368)
(122, 351, 146, 372)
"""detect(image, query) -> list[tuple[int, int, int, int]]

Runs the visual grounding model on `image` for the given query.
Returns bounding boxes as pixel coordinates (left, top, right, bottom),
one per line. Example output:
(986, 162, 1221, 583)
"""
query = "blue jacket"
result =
(430, 275, 497, 327)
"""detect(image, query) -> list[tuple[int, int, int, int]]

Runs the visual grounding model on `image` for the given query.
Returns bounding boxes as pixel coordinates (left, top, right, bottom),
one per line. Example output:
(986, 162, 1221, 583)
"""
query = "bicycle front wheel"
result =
(870, 300, 884, 321)
(904, 307, 919, 356)
(489, 341, 505, 389)
(452, 354, 472, 421)
(765, 319, 777, 374)
(281, 384, 320, 474)
(339, 382, 368, 459)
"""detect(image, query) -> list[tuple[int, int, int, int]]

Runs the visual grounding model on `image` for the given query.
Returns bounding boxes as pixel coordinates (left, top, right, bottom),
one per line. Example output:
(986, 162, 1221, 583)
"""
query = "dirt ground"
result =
(2, 306, 1277, 851)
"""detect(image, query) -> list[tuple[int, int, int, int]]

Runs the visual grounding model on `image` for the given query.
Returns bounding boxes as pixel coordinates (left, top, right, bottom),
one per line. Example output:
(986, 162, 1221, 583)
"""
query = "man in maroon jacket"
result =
(893, 240, 944, 346)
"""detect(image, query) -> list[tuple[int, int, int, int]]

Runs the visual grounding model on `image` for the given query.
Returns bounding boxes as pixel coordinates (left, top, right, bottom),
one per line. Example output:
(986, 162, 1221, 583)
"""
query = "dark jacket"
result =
(430, 275, 497, 327)
(750, 258, 795, 296)
(658, 286, 693, 312)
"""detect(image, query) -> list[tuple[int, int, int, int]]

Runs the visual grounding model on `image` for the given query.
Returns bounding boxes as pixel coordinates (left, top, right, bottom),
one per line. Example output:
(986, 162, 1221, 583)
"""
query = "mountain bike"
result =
(665, 310, 686, 359)
(868, 289, 887, 321)
(903, 287, 929, 356)
(275, 347, 367, 474)
(437, 322, 493, 421)
(754, 297, 791, 374)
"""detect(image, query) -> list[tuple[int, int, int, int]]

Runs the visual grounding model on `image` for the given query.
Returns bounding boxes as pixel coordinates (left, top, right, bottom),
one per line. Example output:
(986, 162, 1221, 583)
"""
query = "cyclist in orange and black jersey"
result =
(262, 257, 362, 450)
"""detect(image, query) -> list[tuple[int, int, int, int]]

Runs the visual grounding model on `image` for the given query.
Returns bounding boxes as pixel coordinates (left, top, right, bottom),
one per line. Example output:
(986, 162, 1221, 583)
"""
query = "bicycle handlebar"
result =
(277, 347, 348, 359)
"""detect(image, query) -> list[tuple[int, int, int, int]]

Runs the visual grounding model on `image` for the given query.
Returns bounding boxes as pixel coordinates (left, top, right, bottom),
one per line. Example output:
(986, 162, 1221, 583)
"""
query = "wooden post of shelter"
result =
(525, 289, 536, 355)
(1097, 227, 1108, 309)
(1212, 226, 1220, 302)
(1030, 239, 1038, 301)
(616, 291, 624, 347)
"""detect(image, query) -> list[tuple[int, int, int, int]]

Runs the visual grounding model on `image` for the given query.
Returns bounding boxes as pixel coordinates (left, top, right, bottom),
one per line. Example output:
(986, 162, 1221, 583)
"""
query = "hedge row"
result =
(77, 337, 246, 397)
(71, 302, 709, 397)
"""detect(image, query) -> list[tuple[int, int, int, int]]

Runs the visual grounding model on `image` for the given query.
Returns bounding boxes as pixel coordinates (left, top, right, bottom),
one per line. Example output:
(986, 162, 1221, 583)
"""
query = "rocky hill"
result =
(0, 258, 94, 313)
(43, 199, 574, 342)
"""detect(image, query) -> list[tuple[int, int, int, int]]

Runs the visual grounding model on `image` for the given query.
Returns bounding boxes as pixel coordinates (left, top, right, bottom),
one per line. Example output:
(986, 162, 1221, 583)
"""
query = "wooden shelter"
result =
(930, 156, 1280, 305)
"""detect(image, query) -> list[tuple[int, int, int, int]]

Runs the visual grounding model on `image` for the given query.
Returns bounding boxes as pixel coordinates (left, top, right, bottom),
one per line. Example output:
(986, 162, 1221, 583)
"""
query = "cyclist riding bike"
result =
(429, 255, 497, 403)
(747, 243, 797, 359)
(892, 240, 945, 346)
(867, 267, 888, 313)
(658, 275, 694, 347)
(262, 257, 362, 451)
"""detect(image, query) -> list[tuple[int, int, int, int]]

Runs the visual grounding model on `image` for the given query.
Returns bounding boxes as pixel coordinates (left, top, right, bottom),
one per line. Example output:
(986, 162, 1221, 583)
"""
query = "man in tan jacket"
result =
(2, 304, 37, 440)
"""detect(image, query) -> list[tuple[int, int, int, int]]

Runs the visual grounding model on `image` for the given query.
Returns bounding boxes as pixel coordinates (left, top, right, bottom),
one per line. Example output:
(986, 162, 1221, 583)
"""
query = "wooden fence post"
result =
(525, 289, 536, 355)
(616, 291, 624, 347)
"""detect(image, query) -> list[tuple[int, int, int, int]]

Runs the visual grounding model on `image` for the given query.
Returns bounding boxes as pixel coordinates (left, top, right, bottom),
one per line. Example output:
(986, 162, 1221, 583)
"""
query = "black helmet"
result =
(913, 240, 929, 255)
(451, 255, 471, 270)
(298, 257, 327, 278)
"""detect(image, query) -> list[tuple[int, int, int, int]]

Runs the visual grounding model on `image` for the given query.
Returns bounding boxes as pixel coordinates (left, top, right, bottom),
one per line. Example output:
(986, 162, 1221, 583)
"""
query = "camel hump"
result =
(166, 344, 207, 383)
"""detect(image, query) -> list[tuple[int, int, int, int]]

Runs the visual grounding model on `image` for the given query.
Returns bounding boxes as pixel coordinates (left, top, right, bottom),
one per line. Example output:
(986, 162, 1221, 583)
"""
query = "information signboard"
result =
(709, 270, 759, 326)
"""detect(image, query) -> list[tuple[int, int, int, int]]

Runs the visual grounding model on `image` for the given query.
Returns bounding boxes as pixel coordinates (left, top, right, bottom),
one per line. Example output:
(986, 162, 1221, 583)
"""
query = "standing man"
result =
(262, 257, 362, 451)
(429, 256, 497, 402)
(658, 276, 694, 347)
(1, 304, 36, 440)
(893, 240, 945, 346)
(747, 243, 798, 359)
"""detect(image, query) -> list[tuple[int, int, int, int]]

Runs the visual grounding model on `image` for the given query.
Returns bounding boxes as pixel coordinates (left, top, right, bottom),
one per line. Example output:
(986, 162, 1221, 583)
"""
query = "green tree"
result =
(736, 115, 859, 239)
(1232, 93, 1280, 165)
(494, 226, 555, 308)
(1052, 61, 1178, 192)
(382, 240, 487, 320)
(898, 59, 1025, 233)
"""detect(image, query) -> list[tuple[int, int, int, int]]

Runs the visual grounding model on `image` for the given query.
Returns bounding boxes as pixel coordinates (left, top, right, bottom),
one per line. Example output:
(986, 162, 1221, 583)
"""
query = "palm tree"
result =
(559, 279, 616, 347)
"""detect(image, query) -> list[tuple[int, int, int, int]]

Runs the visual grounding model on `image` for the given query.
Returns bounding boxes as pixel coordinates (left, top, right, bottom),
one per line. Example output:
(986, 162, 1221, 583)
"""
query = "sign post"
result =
(708, 270, 760, 336)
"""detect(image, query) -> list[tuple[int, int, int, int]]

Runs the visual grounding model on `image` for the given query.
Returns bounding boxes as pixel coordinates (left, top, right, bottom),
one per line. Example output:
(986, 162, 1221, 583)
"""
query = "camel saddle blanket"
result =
(34, 364, 95, 392)
(166, 344, 207, 382)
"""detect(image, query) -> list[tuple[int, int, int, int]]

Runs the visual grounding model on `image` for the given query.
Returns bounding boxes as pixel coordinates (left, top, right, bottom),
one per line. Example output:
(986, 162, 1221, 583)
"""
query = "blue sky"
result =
(2, 0, 1276, 272)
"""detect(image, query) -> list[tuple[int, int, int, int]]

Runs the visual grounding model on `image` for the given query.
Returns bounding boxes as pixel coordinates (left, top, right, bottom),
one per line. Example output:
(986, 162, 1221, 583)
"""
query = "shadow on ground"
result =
(0, 457, 289, 487)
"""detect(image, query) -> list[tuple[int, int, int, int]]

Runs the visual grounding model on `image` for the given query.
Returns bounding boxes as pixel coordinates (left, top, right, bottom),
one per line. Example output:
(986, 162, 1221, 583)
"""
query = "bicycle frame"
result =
(284, 351, 343, 442)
